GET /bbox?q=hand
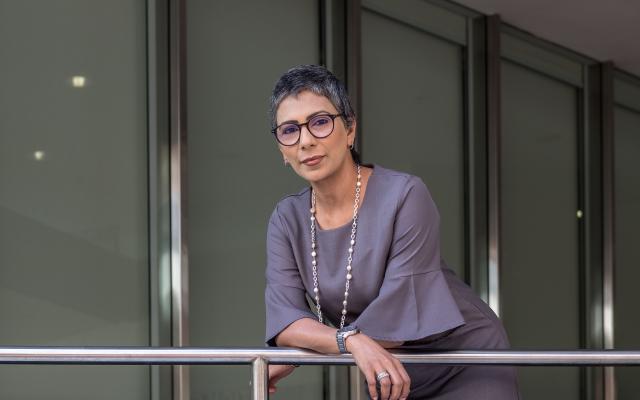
[346,334,411,400]
[268,364,296,394]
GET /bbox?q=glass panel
[361,8,466,277]
[0,0,150,398]
[186,0,323,398]
[613,104,640,398]
[500,59,580,399]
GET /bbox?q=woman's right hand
[268,364,296,394]
[346,333,411,400]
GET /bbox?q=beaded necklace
[309,164,361,329]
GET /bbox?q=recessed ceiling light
[34,150,45,161]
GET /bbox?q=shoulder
[369,165,439,226]
[271,185,310,218]
[268,185,310,238]
[370,164,434,204]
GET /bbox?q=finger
[353,356,378,400]
[363,369,379,400]
[386,367,404,400]
[382,359,406,400]
[268,364,283,379]
[378,368,392,400]
[268,379,277,394]
[392,358,411,399]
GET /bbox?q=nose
[298,123,316,149]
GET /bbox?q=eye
[311,116,331,127]
[280,124,299,136]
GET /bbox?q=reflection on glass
[33,150,45,161]
[71,75,86,88]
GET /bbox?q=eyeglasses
[272,113,344,146]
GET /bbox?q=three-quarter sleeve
[352,176,465,341]
[264,206,317,346]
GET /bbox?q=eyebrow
[278,110,334,126]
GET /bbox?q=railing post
[252,357,269,400]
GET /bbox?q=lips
[301,155,324,166]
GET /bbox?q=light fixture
[34,150,45,161]
[71,76,86,88]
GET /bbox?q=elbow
[273,317,311,347]
[274,329,293,347]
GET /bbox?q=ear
[346,119,357,146]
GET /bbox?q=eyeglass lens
[276,114,335,145]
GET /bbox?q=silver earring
[283,158,289,166]
[349,143,354,150]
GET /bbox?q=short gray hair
[269,65,356,130]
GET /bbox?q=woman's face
[275,90,355,183]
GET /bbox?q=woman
[265,65,519,399]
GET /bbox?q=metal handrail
[1,347,639,399]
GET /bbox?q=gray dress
[265,165,520,399]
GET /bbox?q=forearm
[275,318,405,353]
[275,318,340,353]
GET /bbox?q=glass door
[0,1,151,398]
[361,0,470,279]
[613,73,640,398]
[186,0,325,398]
[499,31,583,400]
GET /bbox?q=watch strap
[336,327,359,353]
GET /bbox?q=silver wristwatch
[336,326,360,353]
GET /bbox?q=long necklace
[310,164,361,329]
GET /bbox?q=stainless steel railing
[1,347,639,399]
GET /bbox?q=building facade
[0,0,639,399]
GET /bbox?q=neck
[311,158,358,210]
